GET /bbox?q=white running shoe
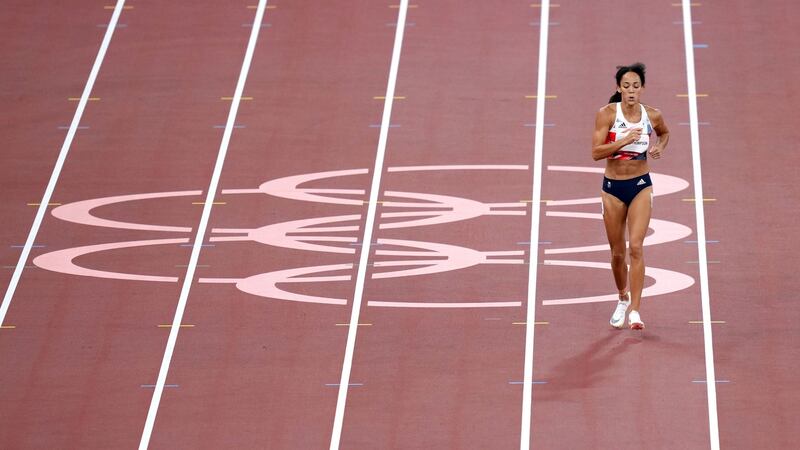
[609,295,630,329]
[629,310,645,330]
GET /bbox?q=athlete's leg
[626,187,653,312]
[601,192,628,297]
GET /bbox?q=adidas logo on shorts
[637,178,646,186]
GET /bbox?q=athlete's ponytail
[608,62,646,104]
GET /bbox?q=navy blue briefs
[602,173,653,206]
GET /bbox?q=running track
[1,1,797,449]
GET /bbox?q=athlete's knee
[628,242,644,261]
[610,245,626,264]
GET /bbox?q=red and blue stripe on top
[606,103,652,160]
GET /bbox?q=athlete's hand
[623,127,643,144]
[649,145,663,159]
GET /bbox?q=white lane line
[137,1,268,448]
[0,0,127,328]
[328,1,409,449]
[681,1,720,449]
[520,1,550,449]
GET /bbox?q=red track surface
[1,1,797,449]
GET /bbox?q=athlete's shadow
[535,330,645,399]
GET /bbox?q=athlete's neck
[620,101,641,122]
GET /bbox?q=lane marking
[389,4,418,7]
[221,96,253,100]
[692,380,730,383]
[330,3,409,449]
[531,3,559,7]
[677,93,708,97]
[521,2,550,449]
[69,97,101,101]
[689,320,725,324]
[157,324,194,328]
[191,201,226,205]
[141,384,179,388]
[373,96,406,100]
[335,323,372,326]
[27,203,62,206]
[137,2,269,449]
[681,2,720,448]
[104,4,133,9]
[326,383,363,387]
[0,0,126,329]
[368,301,521,308]
[512,321,549,325]
[509,380,548,384]
[682,197,715,202]
[524,95,556,99]
[673,2,701,5]
[0,325,15,329]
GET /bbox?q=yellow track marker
[682,198,716,202]
[373,96,406,100]
[335,323,372,326]
[69,97,100,101]
[0,325,16,329]
[677,93,709,97]
[27,203,61,206]
[157,324,195,328]
[689,320,725,324]
[221,96,253,101]
[191,201,226,205]
[512,321,549,325]
[525,95,557,99]
[105,5,134,9]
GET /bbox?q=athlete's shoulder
[598,103,617,114]
[596,103,616,121]
[642,104,663,119]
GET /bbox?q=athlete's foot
[610,293,631,329]
[629,310,645,330]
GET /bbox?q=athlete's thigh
[602,192,627,247]
[626,187,653,244]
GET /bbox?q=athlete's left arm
[648,107,669,160]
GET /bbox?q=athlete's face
[617,71,644,106]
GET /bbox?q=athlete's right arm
[591,106,641,161]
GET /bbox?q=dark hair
[608,62,646,103]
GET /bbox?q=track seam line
[136,1,269,448]
[328,1,409,449]
[520,1,550,449]
[681,1,720,449]
[0,0,126,328]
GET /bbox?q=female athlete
[591,62,670,330]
